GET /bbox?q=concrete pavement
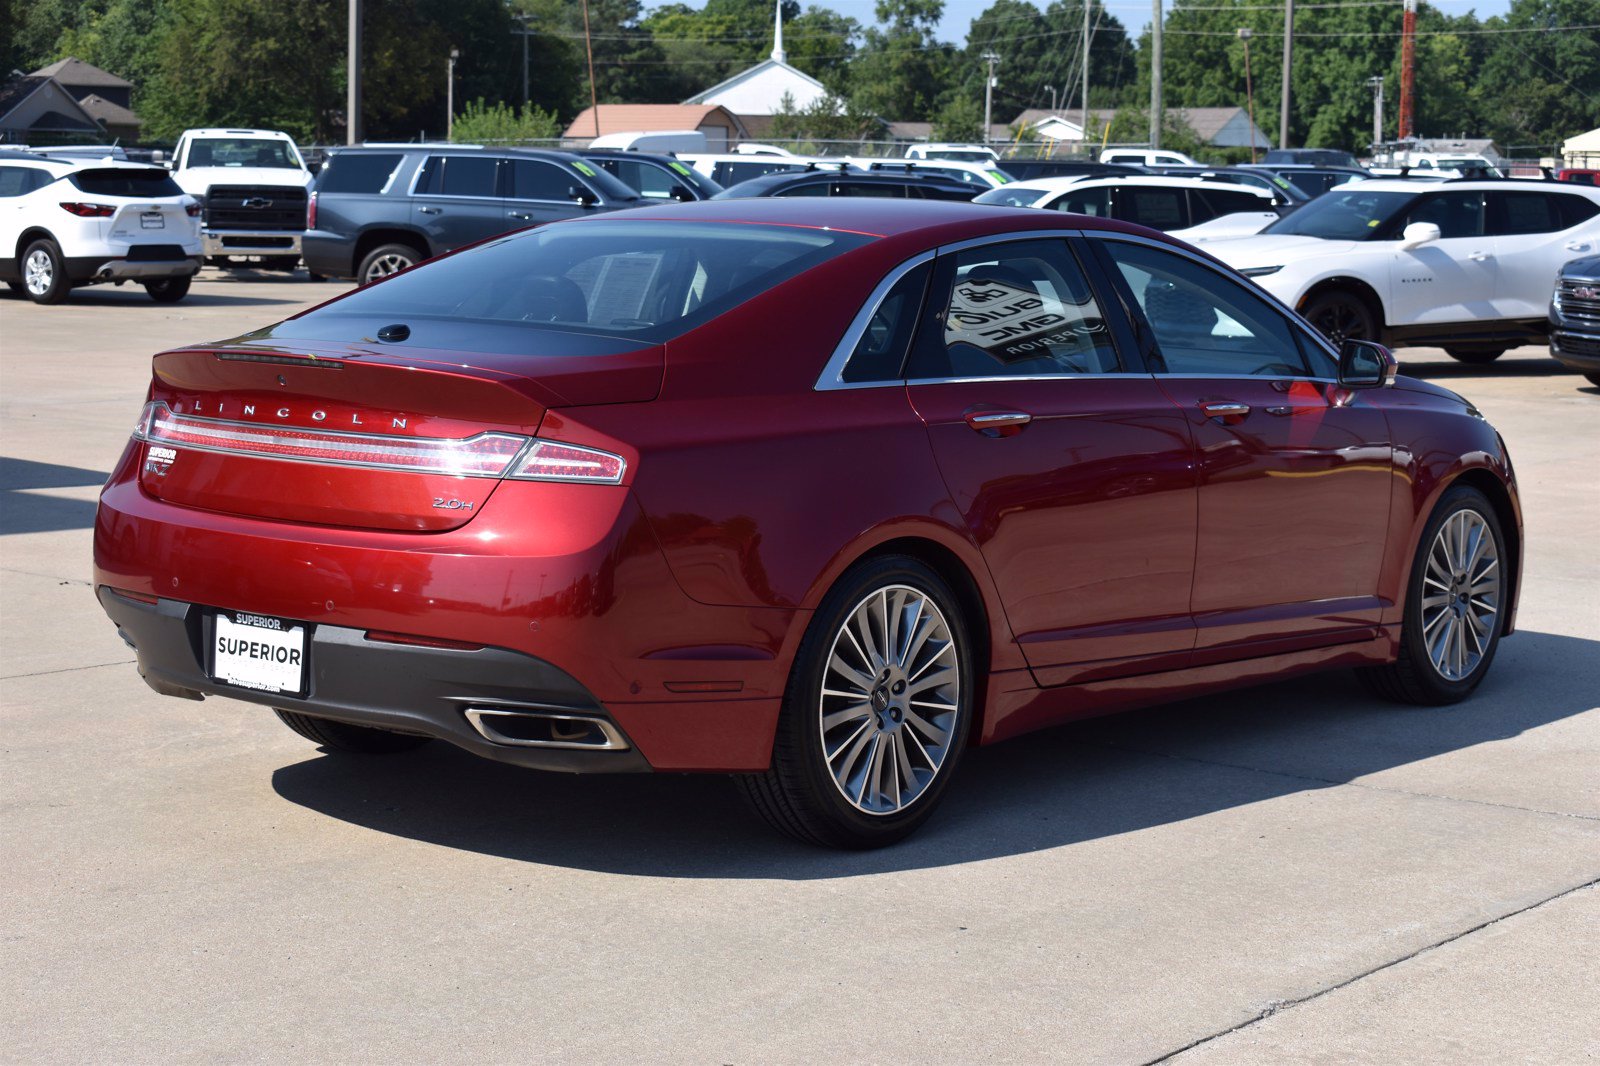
[2,272,1596,1063]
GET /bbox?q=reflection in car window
[1119,189,1187,229]
[909,239,1120,379]
[973,186,1048,208]
[1050,186,1110,216]
[841,262,931,382]
[774,181,830,197]
[1105,240,1315,377]
[1264,188,1419,240]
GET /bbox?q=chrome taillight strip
[134,402,529,477]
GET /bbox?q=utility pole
[347,0,362,144]
[1278,0,1292,150]
[1081,0,1092,156]
[1238,28,1257,164]
[1150,0,1163,149]
[515,15,531,107]
[446,47,459,141]
[1044,85,1057,113]
[582,0,600,139]
[1398,0,1416,139]
[982,51,1000,144]
[1367,75,1384,147]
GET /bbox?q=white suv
[0,150,202,304]
[1204,179,1600,362]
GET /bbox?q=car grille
[1555,276,1600,327]
[204,185,307,231]
[1555,330,1600,357]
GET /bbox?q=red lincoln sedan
[94,200,1521,848]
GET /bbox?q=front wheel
[1445,347,1507,364]
[144,276,191,303]
[21,239,70,303]
[738,556,974,848]
[1302,289,1377,347]
[273,708,432,754]
[358,243,422,285]
[1358,485,1507,705]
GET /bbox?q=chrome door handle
[418,206,441,215]
[1468,250,1491,261]
[964,410,1032,436]
[1566,241,1591,252]
[1199,400,1250,421]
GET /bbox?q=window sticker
[571,160,598,177]
[668,161,692,176]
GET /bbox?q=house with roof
[684,6,829,118]
[1010,107,1274,151]
[563,104,749,151]
[0,76,105,144]
[29,58,142,142]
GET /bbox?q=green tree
[849,0,954,121]
[931,95,983,141]
[450,98,562,142]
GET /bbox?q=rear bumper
[301,231,358,279]
[1550,328,1600,372]
[202,229,302,257]
[64,255,201,283]
[97,586,654,772]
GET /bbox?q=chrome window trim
[1092,230,1344,371]
[909,373,1153,386]
[813,249,936,391]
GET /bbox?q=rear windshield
[974,185,1048,208]
[283,220,875,345]
[316,152,403,194]
[187,138,301,169]
[69,168,185,198]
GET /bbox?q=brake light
[508,439,626,484]
[185,201,201,217]
[60,202,115,217]
[133,402,527,477]
[306,191,317,229]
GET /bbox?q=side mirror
[1400,221,1440,249]
[570,186,598,207]
[668,184,694,203]
[1338,338,1397,389]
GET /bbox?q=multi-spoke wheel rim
[24,249,53,295]
[818,584,961,816]
[1420,509,1500,681]
[1310,301,1368,346]
[365,253,412,283]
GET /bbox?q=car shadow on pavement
[271,629,1598,878]
[1399,354,1565,380]
[0,289,309,309]
[0,458,107,535]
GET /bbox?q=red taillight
[364,630,483,651]
[185,201,201,217]
[508,440,626,484]
[306,191,317,230]
[60,202,115,217]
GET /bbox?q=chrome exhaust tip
[462,706,628,751]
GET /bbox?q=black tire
[358,242,423,285]
[144,276,191,303]
[737,555,976,849]
[1301,288,1378,347]
[1358,485,1507,705]
[1584,372,1600,388]
[20,238,70,304]
[1445,347,1507,364]
[273,708,432,753]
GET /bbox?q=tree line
[4,0,1596,153]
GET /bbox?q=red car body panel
[92,199,1523,774]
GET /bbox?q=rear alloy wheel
[21,239,70,304]
[144,276,191,303]
[739,556,973,848]
[274,708,432,754]
[1445,347,1507,364]
[358,243,422,285]
[1359,485,1506,705]
[1301,289,1376,347]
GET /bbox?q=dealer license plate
[212,612,307,695]
[140,212,164,229]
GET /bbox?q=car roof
[720,170,972,195]
[1000,175,1274,197]
[578,149,685,165]
[0,153,162,173]
[332,143,587,162]
[183,128,294,138]
[1346,178,1600,195]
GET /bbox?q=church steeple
[771,0,786,63]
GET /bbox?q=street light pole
[1279,0,1293,150]
[1237,28,1257,164]
[1367,75,1385,148]
[516,16,530,107]
[446,47,459,141]
[982,51,1000,144]
[1150,0,1163,149]
[347,0,362,144]
[1081,0,1092,156]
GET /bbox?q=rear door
[904,236,1199,686]
[410,154,505,251]
[1487,189,1600,318]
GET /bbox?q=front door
[905,237,1199,687]
[1096,237,1394,662]
[1383,189,1498,326]
[410,154,506,252]
[504,156,596,230]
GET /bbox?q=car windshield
[974,186,1049,207]
[279,220,875,345]
[188,138,301,169]
[1263,189,1418,240]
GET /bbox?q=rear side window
[281,221,874,345]
[712,161,803,185]
[317,153,402,194]
[69,168,184,198]
[416,156,500,198]
[909,238,1121,379]
[0,166,32,197]
[1489,192,1561,235]
[1556,193,1600,229]
[775,181,829,197]
[841,262,931,382]
[834,182,904,198]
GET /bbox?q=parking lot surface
[3,272,1597,1063]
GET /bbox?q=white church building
[684,4,828,116]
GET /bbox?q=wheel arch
[1297,275,1388,334]
[15,227,60,261]
[353,227,431,267]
